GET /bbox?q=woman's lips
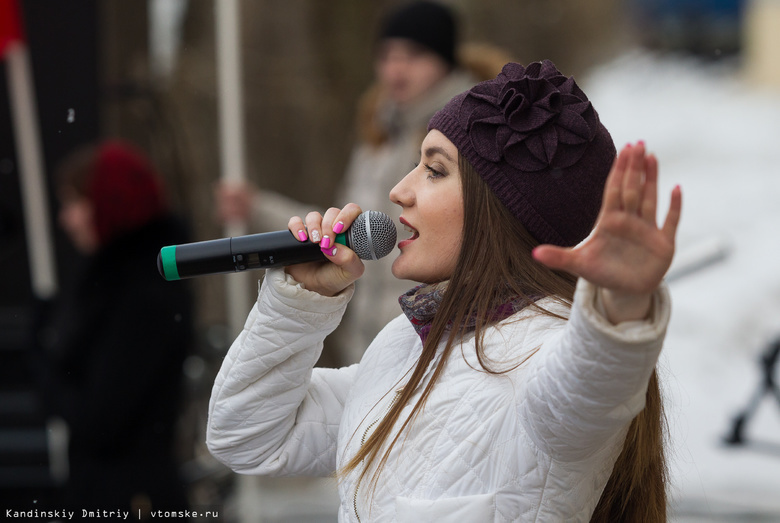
[398,219,418,249]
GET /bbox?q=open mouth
[398,219,418,249]
[403,223,419,241]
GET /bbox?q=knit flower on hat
[462,60,599,172]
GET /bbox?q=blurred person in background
[37,140,193,514]
[215,0,512,365]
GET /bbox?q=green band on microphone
[334,232,347,247]
[160,246,180,281]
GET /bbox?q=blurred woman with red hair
[42,140,193,513]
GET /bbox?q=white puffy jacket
[207,269,670,522]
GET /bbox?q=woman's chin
[390,256,406,280]
[390,254,417,282]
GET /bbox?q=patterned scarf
[398,281,537,343]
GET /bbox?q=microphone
[157,210,397,281]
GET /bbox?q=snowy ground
[586,50,780,521]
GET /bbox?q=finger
[320,207,342,251]
[321,204,364,235]
[318,247,366,295]
[532,245,579,275]
[320,235,365,276]
[622,141,645,214]
[602,145,631,214]
[641,153,659,224]
[320,206,366,284]
[661,185,682,242]
[288,216,308,242]
[305,211,324,244]
[320,204,364,252]
[332,203,364,233]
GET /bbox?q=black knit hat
[380,1,457,67]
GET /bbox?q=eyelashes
[424,163,446,179]
[412,161,447,179]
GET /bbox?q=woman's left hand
[532,141,682,324]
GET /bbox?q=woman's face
[389,130,463,283]
[375,39,450,106]
[58,188,99,254]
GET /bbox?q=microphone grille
[349,210,397,261]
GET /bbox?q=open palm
[534,142,682,300]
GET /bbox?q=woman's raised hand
[285,203,366,297]
[532,142,682,324]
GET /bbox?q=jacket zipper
[353,389,403,522]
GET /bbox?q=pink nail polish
[333,221,344,234]
[321,236,331,249]
[297,230,307,241]
[322,246,337,257]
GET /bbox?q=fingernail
[333,221,344,234]
[311,230,321,242]
[637,140,645,147]
[321,246,337,257]
[321,235,331,249]
[297,230,307,241]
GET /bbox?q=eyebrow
[423,145,455,162]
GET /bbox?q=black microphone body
[158,210,397,281]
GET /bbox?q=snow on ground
[585,50,780,520]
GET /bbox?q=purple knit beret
[428,60,616,247]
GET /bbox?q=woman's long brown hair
[339,156,667,521]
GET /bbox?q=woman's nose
[389,169,415,207]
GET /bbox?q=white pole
[215,6,259,520]
[6,41,57,299]
[215,0,251,339]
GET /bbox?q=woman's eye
[423,163,445,179]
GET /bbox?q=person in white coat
[207,60,682,522]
